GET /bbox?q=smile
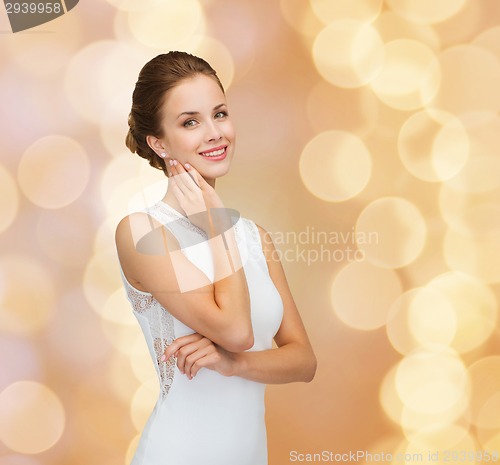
[198,146,227,161]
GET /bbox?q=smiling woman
[114,51,316,465]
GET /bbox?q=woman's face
[159,74,235,182]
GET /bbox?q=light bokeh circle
[467,356,500,428]
[0,164,19,234]
[379,364,402,425]
[130,337,157,383]
[104,0,162,12]
[444,225,500,284]
[130,379,159,431]
[65,40,153,125]
[101,288,142,354]
[371,39,441,111]
[279,0,323,40]
[431,45,500,115]
[444,114,500,194]
[299,130,372,202]
[310,0,383,24]
[107,352,142,404]
[0,256,56,336]
[476,392,500,429]
[312,20,384,88]
[404,424,475,457]
[375,11,440,51]
[331,261,403,330]
[386,288,455,356]
[379,361,469,434]
[408,287,457,350]
[386,0,468,24]
[17,136,90,209]
[398,109,469,182]
[395,349,469,415]
[355,197,427,269]
[428,272,497,353]
[400,395,469,436]
[83,248,123,315]
[127,0,204,50]
[0,381,65,454]
[473,25,500,63]
[192,37,235,91]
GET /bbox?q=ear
[146,135,168,157]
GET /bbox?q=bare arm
[229,224,316,383]
[116,162,253,352]
[165,224,317,384]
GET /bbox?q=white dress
[120,201,284,465]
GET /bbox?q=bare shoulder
[115,211,179,258]
[116,211,158,242]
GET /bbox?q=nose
[205,120,222,142]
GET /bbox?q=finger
[175,344,199,373]
[163,334,203,360]
[179,162,201,188]
[169,161,194,196]
[184,163,211,190]
[176,337,210,374]
[190,352,218,378]
[183,342,212,378]
[171,160,200,193]
[168,173,186,202]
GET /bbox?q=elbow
[220,324,254,353]
[225,332,254,353]
[303,353,317,383]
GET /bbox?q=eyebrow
[176,103,227,120]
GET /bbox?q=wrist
[230,351,248,378]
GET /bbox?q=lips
[198,145,227,161]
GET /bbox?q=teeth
[201,148,225,157]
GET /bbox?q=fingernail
[169,160,173,166]
[173,160,178,166]
[185,163,190,169]
[160,354,166,362]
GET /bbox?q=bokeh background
[1,0,500,464]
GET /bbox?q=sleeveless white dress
[120,201,284,465]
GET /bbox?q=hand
[162,333,237,380]
[169,160,229,233]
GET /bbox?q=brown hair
[125,51,224,174]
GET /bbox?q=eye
[183,119,197,128]
[214,111,228,119]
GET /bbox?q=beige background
[1,1,500,464]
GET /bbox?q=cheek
[224,122,236,141]
[170,131,199,152]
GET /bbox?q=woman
[115,51,316,465]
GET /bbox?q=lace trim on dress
[123,282,155,313]
[148,201,208,238]
[153,336,176,397]
[121,274,176,398]
[244,219,261,245]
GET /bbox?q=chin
[199,164,231,182]
[194,151,233,181]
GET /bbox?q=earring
[159,152,167,158]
